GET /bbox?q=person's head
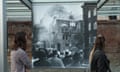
[13,31,27,50]
[37,49,47,60]
[94,34,105,50]
[52,50,58,57]
[65,51,69,56]
[89,34,105,64]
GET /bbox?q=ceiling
[6,0,31,21]
[98,0,120,16]
[6,0,120,21]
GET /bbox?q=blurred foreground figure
[89,34,111,72]
[10,32,31,72]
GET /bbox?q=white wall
[0,0,4,72]
[0,0,7,72]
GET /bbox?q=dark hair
[94,34,105,50]
[13,31,27,50]
[89,34,105,63]
[52,50,58,56]
[37,49,47,59]
[65,51,69,56]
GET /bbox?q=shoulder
[18,48,26,53]
[56,58,63,63]
[48,57,52,61]
[16,48,27,56]
[10,50,16,54]
[10,50,17,59]
[94,50,105,56]
[93,50,107,60]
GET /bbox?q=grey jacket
[11,48,31,72]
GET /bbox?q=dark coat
[34,59,51,68]
[91,49,111,72]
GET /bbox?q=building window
[93,36,96,43]
[63,34,68,40]
[88,10,91,18]
[93,22,97,30]
[94,8,96,16]
[88,23,91,31]
[109,16,117,20]
[89,37,91,44]
[77,23,81,30]
[70,22,76,27]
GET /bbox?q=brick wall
[98,20,120,72]
[7,21,32,64]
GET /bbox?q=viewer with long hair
[89,34,111,72]
[10,31,31,72]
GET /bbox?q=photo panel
[32,2,97,69]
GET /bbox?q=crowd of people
[33,48,84,68]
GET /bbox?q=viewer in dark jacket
[63,51,72,66]
[34,48,51,68]
[89,34,111,72]
[48,50,65,68]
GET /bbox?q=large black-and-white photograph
[32,2,97,68]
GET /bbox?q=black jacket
[91,49,111,72]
